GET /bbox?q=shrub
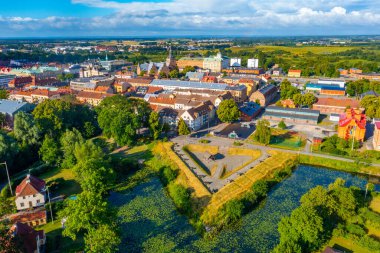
[159,166,177,186]
[218,200,244,225]
[167,183,191,214]
[278,120,287,130]
[358,235,380,251]
[233,141,243,146]
[346,223,366,236]
[0,186,10,198]
[199,139,211,144]
[251,180,269,198]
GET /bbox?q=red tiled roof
[77,91,114,100]
[314,98,360,108]
[339,109,366,129]
[10,210,47,224]
[15,175,45,197]
[148,95,176,105]
[288,69,301,73]
[375,122,380,130]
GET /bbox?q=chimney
[26,174,30,184]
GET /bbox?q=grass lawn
[39,168,81,197]
[326,237,373,253]
[248,128,306,151]
[370,195,380,213]
[36,222,84,253]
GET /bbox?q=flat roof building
[263,106,320,125]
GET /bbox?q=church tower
[166,46,177,69]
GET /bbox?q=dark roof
[264,106,320,121]
[257,84,277,96]
[361,90,379,97]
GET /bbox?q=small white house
[329,113,341,122]
[15,175,46,211]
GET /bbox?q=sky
[0,0,379,37]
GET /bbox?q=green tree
[278,120,287,130]
[149,111,162,140]
[169,69,179,78]
[58,191,114,240]
[253,119,271,145]
[0,131,18,166]
[0,196,15,217]
[0,89,8,99]
[292,93,303,107]
[83,121,97,139]
[97,96,151,146]
[73,158,115,195]
[0,113,5,128]
[74,140,104,163]
[178,118,190,135]
[60,128,84,168]
[84,224,121,253]
[218,199,244,225]
[39,135,61,165]
[217,99,240,123]
[13,111,40,147]
[181,66,196,75]
[303,93,317,108]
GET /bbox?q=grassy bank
[202,150,298,224]
[299,154,380,176]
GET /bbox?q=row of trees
[57,139,120,252]
[346,79,380,97]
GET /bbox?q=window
[23,196,26,199]
[37,200,40,204]
[33,194,36,197]
[20,203,24,207]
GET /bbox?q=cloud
[0,0,379,36]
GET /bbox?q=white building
[180,101,215,131]
[230,58,242,67]
[318,79,346,88]
[15,174,46,211]
[247,58,259,68]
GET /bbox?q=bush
[0,186,10,198]
[233,141,243,146]
[218,200,244,225]
[358,235,380,251]
[199,139,211,144]
[346,223,366,236]
[167,183,191,214]
[278,120,287,130]
[251,180,269,198]
[159,166,177,186]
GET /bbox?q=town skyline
[0,0,379,37]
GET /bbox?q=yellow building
[288,69,302,78]
[338,109,366,142]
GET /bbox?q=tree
[39,135,61,165]
[303,93,317,108]
[253,119,271,145]
[0,196,15,217]
[0,131,18,166]
[74,140,104,163]
[0,89,8,99]
[169,69,179,78]
[217,99,240,123]
[73,158,115,195]
[97,96,151,146]
[84,224,120,253]
[280,79,300,99]
[83,121,97,139]
[58,191,114,240]
[293,94,303,107]
[0,113,5,128]
[218,200,244,225]
[181,66,195,75]
[278,120,287,130]
[60,129,84,168]
[13,112,40,147]
[178,118,190,135]
[149,111,162,140]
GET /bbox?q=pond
[110,165,378,253]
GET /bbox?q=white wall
[16,193,46,211]
[247,59,259,68]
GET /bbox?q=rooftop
[151,79,228,91]
[0,99,30,115]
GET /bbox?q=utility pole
[351,126,356,151]
[46,186,54,223]
[0,162,13,196]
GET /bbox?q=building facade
[15,175,46,211]
[338,109,366,142]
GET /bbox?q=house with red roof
[10,222,46,253]
[337,108,366,142]
[15,175,46,211]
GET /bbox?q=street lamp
[0,162,13,196]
